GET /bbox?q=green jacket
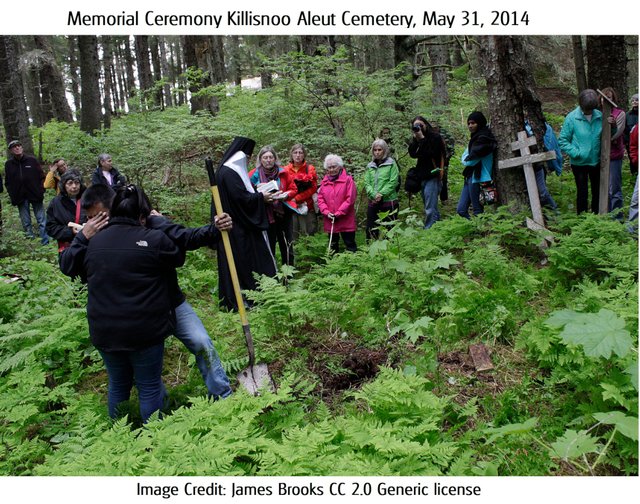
[364,157,399,202]
[558,106,602,167]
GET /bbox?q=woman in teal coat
[558,89,602,214]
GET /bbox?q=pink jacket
[317,169,357,233]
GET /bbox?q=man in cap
[4,140,49,244]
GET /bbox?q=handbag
[479,181,498,205]
[404,168,423,194]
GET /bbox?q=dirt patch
[307,338,387,398]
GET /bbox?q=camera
[412,124,421,132]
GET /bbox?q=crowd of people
[0,90,637,420]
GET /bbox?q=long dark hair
[111,185,151,220]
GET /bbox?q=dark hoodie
[463,111,497,178]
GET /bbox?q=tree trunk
[393,36,417,111]
[571,35,587,94]
[134,35,153,107]
[451,37,464,67]
[67,36,81,121]
[149,36,163,108]
[478,36,546,211]
[159,36,173,107]
[428,38,450,106]
[123,37,137,98]
[34,36,73,123]
[586,36,627,107]
[227,36,242,85]
[257,37,273,88]
[210,36,226,85]
[0,36,34,152]
[173,38,186,106]
[114,38,128,109]
[78,36,102,135]
[183,35,205,114]
[100,36,113,130]
[25,61,45,127]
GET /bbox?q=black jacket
[90,166,127,188]
[60,217,184,352]
[146,215,221,308]
[463,126,497,178]
[408,133,445,181]
[46,193,86,244]
[4,154,45,205]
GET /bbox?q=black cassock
[214,138,277,310]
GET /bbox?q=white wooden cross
[498,131,557,226]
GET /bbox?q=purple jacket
[317,169,357,233]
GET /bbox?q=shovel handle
[206,159,255,366]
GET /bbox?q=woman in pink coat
[317,154,357,253]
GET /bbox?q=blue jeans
[609,159,623,219]
[174,301,232,399]
[535,168,557,210]
[98,342,166,423]
[17,200,49,244]
[421,178,441,229]
[456,176,483,219]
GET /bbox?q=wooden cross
[498,131,557,226]
[597,89,617,215]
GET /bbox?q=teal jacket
[558,106,602,167]
[461,148,492,183]
[364,157,399,202]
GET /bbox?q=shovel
[205,158,275,395]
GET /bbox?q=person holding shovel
[214,138,277,311]
[317,154,357,253]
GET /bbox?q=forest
[0,34,638,476]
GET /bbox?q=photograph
[0,1,638,502]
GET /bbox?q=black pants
[267,213,294,266]
[330,231,357,253]
[572,165,600,214]
[365,200,398,241]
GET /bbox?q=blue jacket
[558,106,602,167]
[461,148,492,183]
[524,121,564,175]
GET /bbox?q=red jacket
[284,162,318,209]
[317,169,357,233]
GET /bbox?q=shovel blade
[237,364,275,395]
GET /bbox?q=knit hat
[467,111,488,129]
[7,140,22,149]
[632,94,639,102]
[59,169,83,195]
